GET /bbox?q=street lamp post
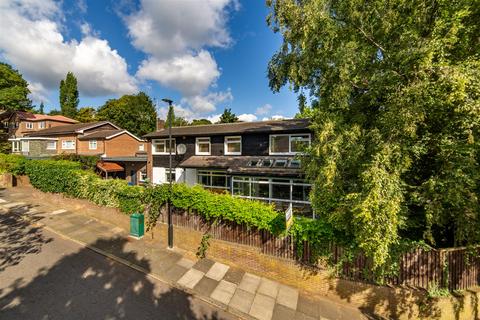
[162,98,174,249]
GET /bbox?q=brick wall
[104,133,141,157]
[77,139,105,156]
[56,135,78,154]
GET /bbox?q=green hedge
[0,154,285,234]
[0,153,27,175]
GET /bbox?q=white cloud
[124,0,234,59]
[0,0,137,102]
[206,114,221,123]
[262,115,290,121]
[28,81,49,103]
[256,103,272,115]
[124,0,237,115]
[238,113,257,122]
[137,51,220,97]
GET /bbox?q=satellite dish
[177,144,187,155]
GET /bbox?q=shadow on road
[0,203,51,272]
[0,236,228,320]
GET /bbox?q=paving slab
[228,288,255,314]
[294,311,316,320]
[257,277,279,298]
[210,280,237,305]
[223,267,245,285]
[177,268,205,289]
[276,284,299,310]
[273,304,296,320]
[164,264,189,283]
[192,258,215,273]
[205,262,230,281]
[238,272,261,294]
[296,295,319,319]
[193,276,219,297]
[249,293,275,320]
[317,298,341,320]
[176,257,196,269]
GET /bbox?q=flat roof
[144,118,311,138]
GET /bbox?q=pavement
[0,187,368,320]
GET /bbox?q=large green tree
[97,92,156,136]
[190,119,212,126]
[59,72,79,118]
[0,62,32,111]
[267,0,480,268]
[219,108,238,123]
[75,107,96,123]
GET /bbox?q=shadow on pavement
[0,203,51,272]
[0,236,228,320]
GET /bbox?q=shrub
[52,154,99,170]
[0,153,27,175]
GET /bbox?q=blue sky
[0,1,298,122]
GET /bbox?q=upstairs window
[89,140,97,150]
[196,137,211,155]
[224,136,241,155]
[62,140,75,150]
[138,143,145,151]
[152,139,176,155]
[269,134,311,155]
[38,121,46,129]
[25,122,33,130]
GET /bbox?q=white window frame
[152,138,176,155]
[25,122,34,129]
[197,170,229,189]
[195,137,211,155]
[38,121,46,129]
[12,141,21,152]
[269,133,311,155]
[61,140,75,150]
[165,168,176,183]
[89,140,97,150]
[139,143,145,151]
[46,141,57,150]
[224,136,242,155]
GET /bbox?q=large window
[152,138,176,155]
[196,137,211,155]
[46,141,57,150]
[38,121,46,129]
[89,140,97,150]
[25,122,33,129]
[232,176,311,215]
[12,141,20,152]
[269,134,311,155]
[224,136,241,155]
[197,171,229,189]
[62,140,75,150]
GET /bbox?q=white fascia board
[105,130,145,141]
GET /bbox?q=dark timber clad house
[144,119,313,216]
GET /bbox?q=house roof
[0,111,78,123]
[179,156,303,176]
[78,129,144,141]
[97,162,124,172]
[26,121,119,137]
[144,118,311,138]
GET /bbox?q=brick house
[143,119,313,215]
[11,121,147,185]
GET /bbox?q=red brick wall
[104,133,142,157]
[77,139,105,156]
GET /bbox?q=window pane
[198,143,209,153]
[227,142,240,153]
[290,135,310,152]
[292,185,311,201]
[273,159,287,167]
[233,181,250,196]
[251,182,269,198]
[270,136,289,153]
[197,174,210,186]
[272,183,290,200]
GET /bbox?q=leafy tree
[59,72,79,118]
[0,62,32,111]
[268,0,480,269]
[76,107,96,123]
[48,109,61,115]
[219,108,238,123]
[190,119,212,126]
[164,106,189,127]
[38,102,45,114]
[97,92,156,136]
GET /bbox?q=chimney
[156,119,165,131]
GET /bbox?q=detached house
[144,119,313,216]
[11,121,147,185]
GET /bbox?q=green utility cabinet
[130,213,144,238]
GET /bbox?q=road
[0,207,237,320]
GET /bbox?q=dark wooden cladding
[158,209,480,291]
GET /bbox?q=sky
[0,0,299,122]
